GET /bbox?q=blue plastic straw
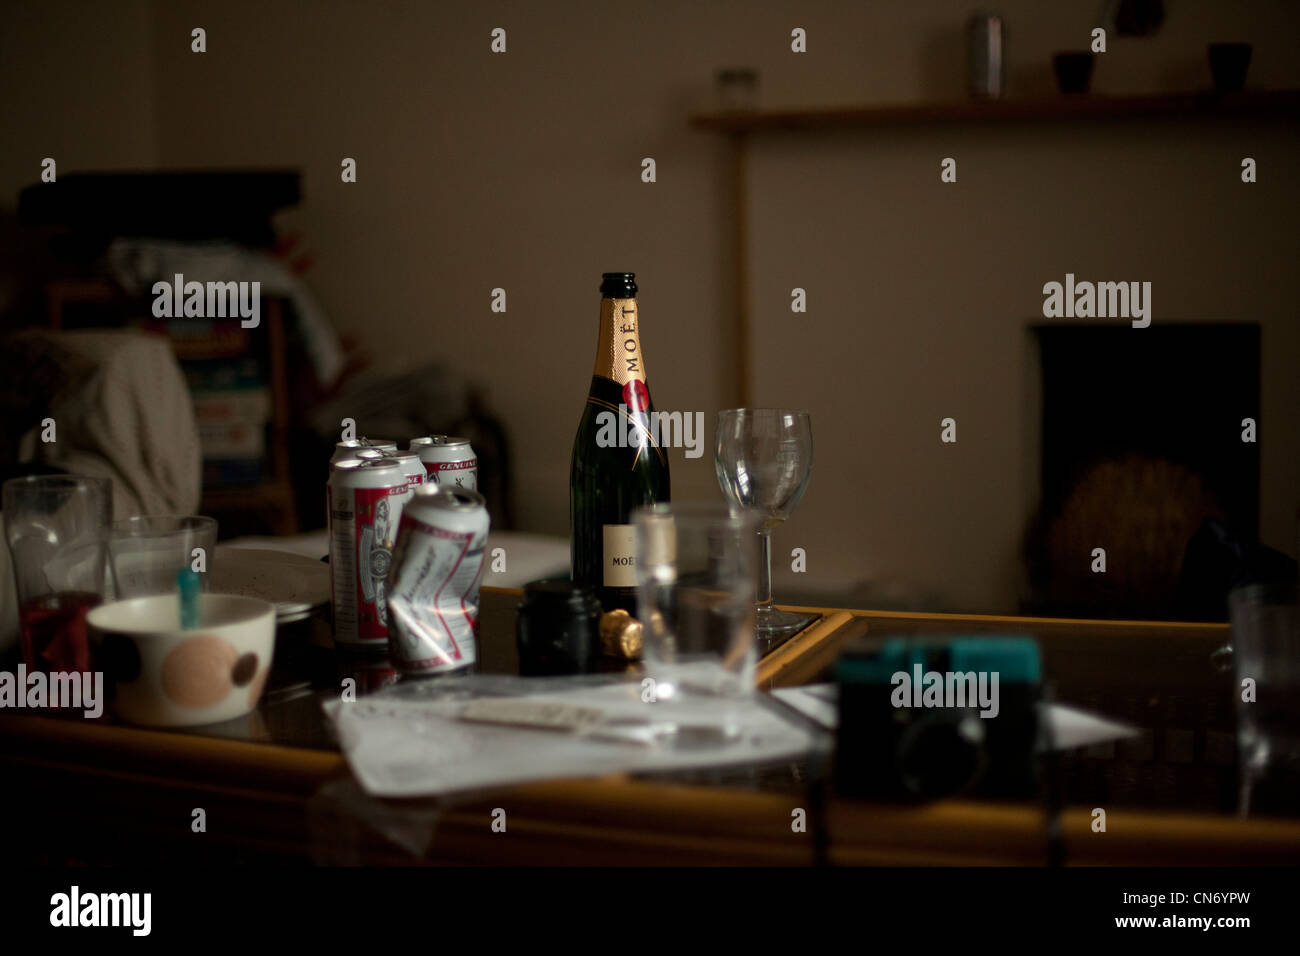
[177,568,201,629]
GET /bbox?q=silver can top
[410,435,471,450]
[355,447,422,462]
[410,484,486,511]
[331,457,402,473]
[337,437,398,449]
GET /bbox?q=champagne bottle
[570,272,670,613]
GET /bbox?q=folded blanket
[18,330,201,519]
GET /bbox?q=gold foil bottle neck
[593,297,645,386]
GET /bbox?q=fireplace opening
[1025,323,1262,620]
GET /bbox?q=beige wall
[0,0,156,312]
[6,1,1298,611]
[0,0,155,195]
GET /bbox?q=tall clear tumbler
[3,475,113,673]
[109,515,218,598]
[1230,581,1300,816]
[634,502,758,715]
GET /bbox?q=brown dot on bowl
[161,635,238,709]
[231,652,259,687]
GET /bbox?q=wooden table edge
[5,714,1297,865]
[0,593,1268,864]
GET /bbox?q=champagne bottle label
[588,297,663,463]
[593,298,649,409]
[602,524,638,587]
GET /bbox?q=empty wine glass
[714,409,817,642]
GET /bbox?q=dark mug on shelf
[1208,43,1251,94]
[1053,52,1094,95]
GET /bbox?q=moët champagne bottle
[570,272,670,613]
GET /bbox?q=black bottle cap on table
[600,272,637,298]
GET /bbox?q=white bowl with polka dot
[88,593,276,727]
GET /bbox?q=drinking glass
[634,502,757,722]
[1230,582,1300,816]
[714,409,818,641]
[108,515,218,598]
[2,474,113,673]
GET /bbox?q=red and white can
[328,457,411,647]
[331,438,399,464]
[354,448,425,489]
[410,435,478,490]
[386,485,490,675]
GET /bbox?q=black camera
[834,636,1043,801]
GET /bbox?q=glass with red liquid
[3,475,112,674]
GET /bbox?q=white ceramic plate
[212,546,330,623]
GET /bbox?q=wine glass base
[754,607,821,652]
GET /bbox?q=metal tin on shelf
[968,13,1005,99]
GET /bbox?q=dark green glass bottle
[570,273,671,613]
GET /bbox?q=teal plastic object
[177,567,201,629]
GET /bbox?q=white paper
[325,665,818,798]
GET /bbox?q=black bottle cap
[516,580,602,676]
[520,579,600,613]
[600,272,637,298]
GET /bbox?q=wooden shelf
[691,89,1300,133]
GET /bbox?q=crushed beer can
[385,484,490,675]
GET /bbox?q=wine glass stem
[757,528,774,610]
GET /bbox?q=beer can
[386,485,490,675]
[410,435,478,490]
[328,457,411,647]
[354,447,425,489]
[331,437,399,464]
[967,13,1005,99]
